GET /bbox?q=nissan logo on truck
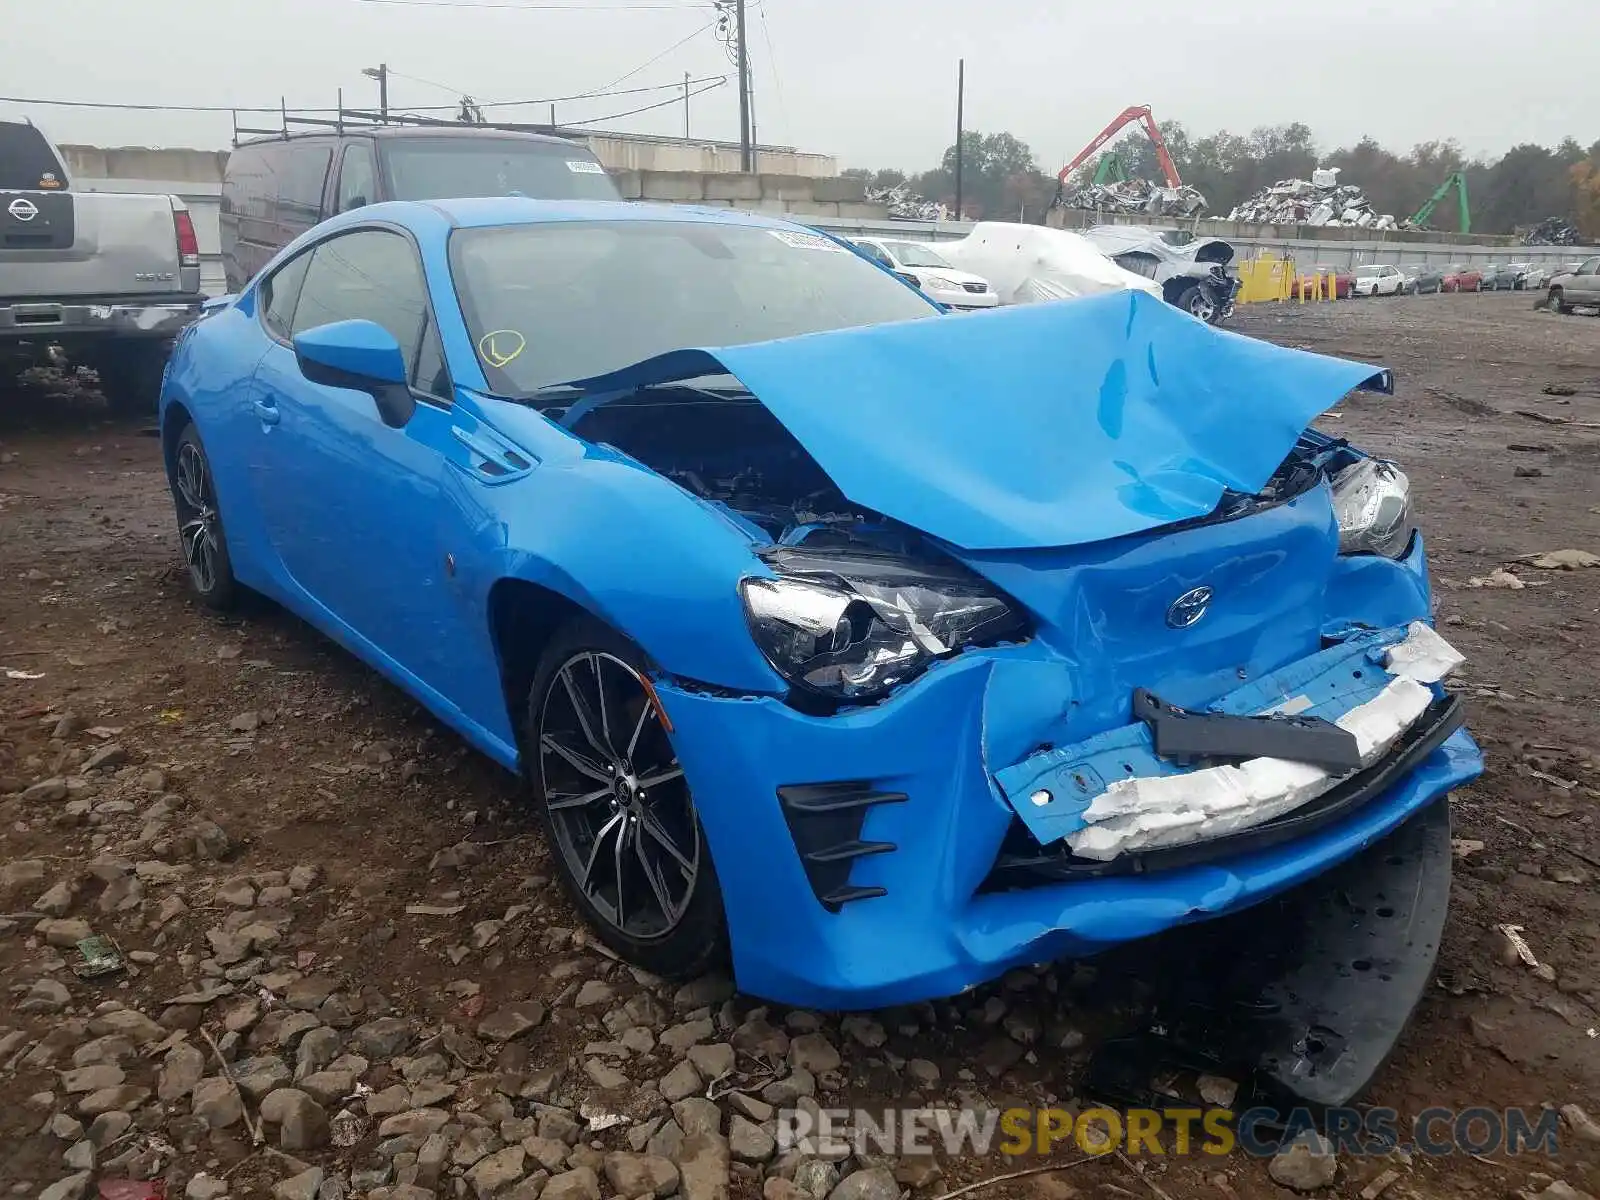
[7,197,40,221]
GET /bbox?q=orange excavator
[1057,105,1183,188]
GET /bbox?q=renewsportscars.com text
[777,1106,1564,1159]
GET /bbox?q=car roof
[236,126,578,150]
[319,196,824,235]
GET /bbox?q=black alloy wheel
[526,618,726,976]
[170,424,238,611]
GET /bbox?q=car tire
[523,615,728,979]
[1171,283,1218,323]
[168,423,240,612]
[1549,288,1568,314]
[88,340,171,418]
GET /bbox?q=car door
[1575,257,1600,303]
[246,225,465,692]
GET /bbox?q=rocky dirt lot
[1,292,1598,1200]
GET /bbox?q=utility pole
[363,64,389,122]
[736,0,751,172]
[683,71,690,139]
[953,59,965,221]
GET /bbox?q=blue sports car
[158,198,1482,1014]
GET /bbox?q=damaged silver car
[1080,224,1240,324]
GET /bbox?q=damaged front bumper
[1086,793,1455,1112]
[657,604,1482,1009]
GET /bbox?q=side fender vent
[776,781,907,911]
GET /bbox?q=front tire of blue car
[524,617,728,979]
[169,423,239,613]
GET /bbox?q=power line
[384,67,475,97]
[756,2,787,145]
[0,96,335,114]
[563,78,725,127]
[0,74,728,118]
[590,17,720,93]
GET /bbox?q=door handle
[253,398,280,426]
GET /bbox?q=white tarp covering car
[935,222,1163,306]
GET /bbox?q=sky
[4,0,1597,175]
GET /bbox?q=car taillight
[174,209,200,267]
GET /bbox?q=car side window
[280,145,332,227]
[261,250,313,340]
[1580,258,1600,276]
[859,242,892,268]
[412,317,451,400]
[337,143,377,213]
[292,229,437,395]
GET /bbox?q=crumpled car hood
[562,290,1390,551]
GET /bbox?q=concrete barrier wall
[610,170,883,218]
[585,134,835,177]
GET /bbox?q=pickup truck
[2,119,204,414]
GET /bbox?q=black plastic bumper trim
[777,782,907,912]
[1084,794,1453,1114]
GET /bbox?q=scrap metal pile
[1227,169,1396,229]
[865,183,946,222]
[1059,177,1208,217]
[1524,216,1582,246]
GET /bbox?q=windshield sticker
[768,229,845,252]
[566,160,607,174]
[478,329,526,369]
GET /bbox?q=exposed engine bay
[567,384,1378,555]
[566,386,919,555]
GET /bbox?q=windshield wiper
[522,375,751,413]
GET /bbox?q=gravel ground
[2,291,1598,1200]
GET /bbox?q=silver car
[1547,256,1600,314]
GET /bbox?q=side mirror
[293,319,416,428]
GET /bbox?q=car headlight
[1331,458,1414,558]
[741,549,1026,702]
[920,274,957,289]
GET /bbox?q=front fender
[471,397,788,694]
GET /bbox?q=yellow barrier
[1235,253,1294,304]
[1235,253,1343,304]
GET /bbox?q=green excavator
[1407,172,1470,233]
[1092,152,1131,186]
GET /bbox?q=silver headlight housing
[741,549,1026,703]
[1331,458,1414,558]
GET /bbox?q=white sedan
[1353,264,1405,297]
[850,237,1000,309]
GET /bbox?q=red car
[1294,264,1354,299]
[1442,264,1483,292]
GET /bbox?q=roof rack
[230,97,582,148]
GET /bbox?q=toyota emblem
[1165,585,1213,629]
[7,197,39,221]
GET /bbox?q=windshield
[884,241,951,269]
[380,138,620,202]
[450,220,938,394]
